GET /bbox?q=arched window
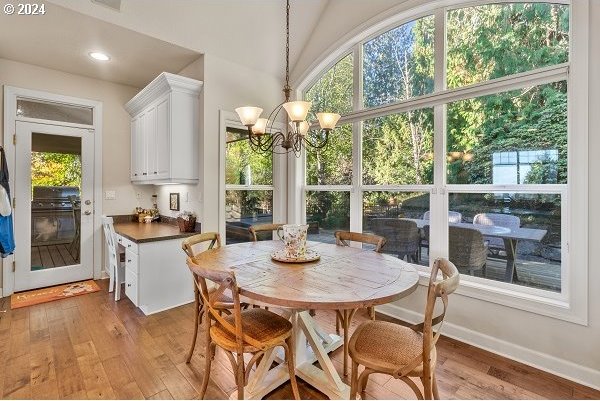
[301,2,575,309]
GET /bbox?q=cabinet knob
[127,244,131,248]
[134,174,138,176]
[127,283,132,287]
[127,259,131,263]
[153,171,158,174]
[142,173,147,176]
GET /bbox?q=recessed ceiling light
[89,52,110,61]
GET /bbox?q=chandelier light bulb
[235,106,263,126]
[317,113,341,130]
[290,121,310,136]
[283,101,311,122]
[252,118,269,135]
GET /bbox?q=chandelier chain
[284,0,291,101]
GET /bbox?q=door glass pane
[17,99,93,125]
[306,191,350,243]
[363,191,430,266]
[225,190,273,245]
[448,192,561,292]
[31,133,82,270]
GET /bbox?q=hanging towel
[0,147,15,257]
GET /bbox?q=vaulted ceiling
[0,0,329,86]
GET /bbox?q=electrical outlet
[104,190,116,200]
[136,192,143,200]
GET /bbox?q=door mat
[10,280,101,309]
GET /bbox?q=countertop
[113,222,198,243]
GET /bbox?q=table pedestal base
[235,310,348,400]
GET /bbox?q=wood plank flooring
[31,245,78,270]
[0,280,597,400]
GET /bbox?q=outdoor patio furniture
[423,210,463,223]
[473,213,521,256]
[449,226,488,276]
[370,218,421,262]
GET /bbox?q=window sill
[412,265,586,326]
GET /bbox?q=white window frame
[218,111,286,242]
[294,0,588,325]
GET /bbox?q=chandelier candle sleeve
[291,121,310,136]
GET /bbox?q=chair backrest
[248,223,286,242]
[398,258,459,378]
[473,213,520,229]
[448,226,487,269]
[422,210,462,223]
[182,232,221,258]
[186,257,265,353]
[334,231,386,252]
[102,216,118,272]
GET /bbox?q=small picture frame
[169,193,180,211]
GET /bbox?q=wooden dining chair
[248,223,285,242]
[334,230,386,376]
[349,258,460,400]
[182,232,247,364]
[186,257,300,400]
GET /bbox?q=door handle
[84,210,92,215]
[85,200,92,205]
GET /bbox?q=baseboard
[376,303,600,391]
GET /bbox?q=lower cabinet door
[125,268,139,306]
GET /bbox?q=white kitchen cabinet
[115,231,194,315]
[125,72,203,184]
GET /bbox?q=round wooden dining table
[193,239,420,400]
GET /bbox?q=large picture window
[302,2,574,305]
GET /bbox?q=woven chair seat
[349,320,436,377]
[211,308,293,352]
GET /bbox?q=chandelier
[235,0,341,156]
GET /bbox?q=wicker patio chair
[473,213,520,256]
[423,210,463,223]
[186,257,300,400]
[182,233,248,363]
[448,226,488,276]
[349,258,460,400]
[248,223,286,242]
[334,230,387,376]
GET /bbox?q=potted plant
[177,211,197,232]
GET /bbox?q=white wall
[0,58,155,289]
[292,0,600,389]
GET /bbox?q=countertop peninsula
[113,222,197,243]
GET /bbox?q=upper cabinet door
[155,97,170,179]
[144,106,157,177]
[131,116,139,180]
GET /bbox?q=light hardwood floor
[0,280,597,400]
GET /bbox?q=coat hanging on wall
[0,146,15,257]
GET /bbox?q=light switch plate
[105,190,116,200]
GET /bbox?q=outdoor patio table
[192,240,419,400]
[409,219,547,282]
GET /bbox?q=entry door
[14,121,94,291]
